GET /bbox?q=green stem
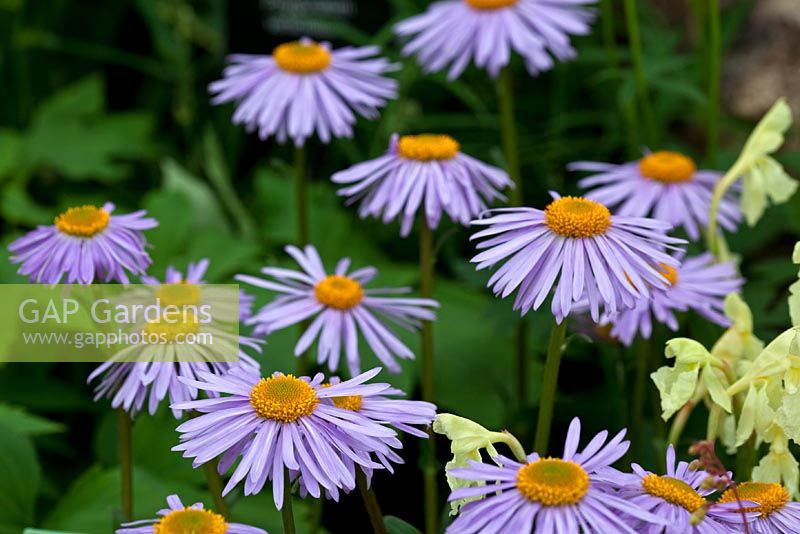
[202,460,229,518]
[496,67,523,206]
[496,67,528,411]
[631,338,650,456]
[707,0,721,164]
[203,127,258,241]
[419,220,438,534]
[308,499,323,534]
[282,468,296,534]
[295,145,309,246]
[356,469,387,534]
[667,385,706,446]
[534,318,568,454]
[622,0,657,146]
[117,409,133,521]
[600,0,618,69]
[706,160,746,255]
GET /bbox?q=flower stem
[631,338,650,456]
[534,318,568,454]
[707,0,721,164]
[202,460,229,518]
[295,145,309,246]
[282,468,296,534]
[496,67,528,410]
[622,0,657,146]
[356,469,387,534]
[496,67,522,205]
[419,220,438,534]
[117,408,133,521]
[706,160,745,256]
[668,385,706,446]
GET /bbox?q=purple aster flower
[572,151,741,241]
[719,482,800,534]
[606,253,743,346]
[172,366,400,509]
[236,244,438,376]
[332,133,512,236]
[89,260,261,419]
[470,194,686,323]
[8,202,157,284]
[116,493,266,533]
[446,417,665,533]
[395,0,597,80]
[209,38,397,146]
[297,377,437,500]
[602,445,754,533]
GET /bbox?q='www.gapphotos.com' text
[21,329,214,349]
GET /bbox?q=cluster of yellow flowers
[654,99,800,497]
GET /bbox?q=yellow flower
[735,381,777,446]
[651,338,732,420]
[789,242,800,326]
[710,293,764,369]
[752,428,800,498]
[736,99,797,225]
[433,413,525,515]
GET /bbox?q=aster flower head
[470,193,686,323]
[116,493,266,534]
[719,482,800,533]
[332,133,512,236]
[572,150,742,241]
[601,444,754,534]
[89,260,260,419]
[296,376,436,500]
[394,0,597,80]
[237,244,438,376]
[209,38,398,146]
[8,202,158,284]
[446,417,666,533]
[172,366,401,509]
[607,253,744,346]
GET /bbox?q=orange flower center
[154,508,228,534]
[639,151,697,183]
[314,275,364,310]
[54,205,110,237]
[544,197,612,238]
[249,375,319,422]
[719,482,789,517]
[465,0,518,9]
[658,264,679,286]
[273,41,331,73]
[641,474,706,512]
[516,458,590,506]
[397,134,460,161]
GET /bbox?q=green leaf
[0,129,21,179]
[0,404,64,436]
[22,76,153,181]
[0,423,41,529]
[24,530,90,534]
[385,515,422,534]
[161,158,229,233]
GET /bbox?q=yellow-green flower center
[397,134,460,161]
[315,275,364,310]
[516,458,590,506]
[639,151,697,183]
[54,205,110,237]
[642,474,706,512]
[156,280,202,307]
[144,312,200,343]
[719,482,789,517]
[465,0,518,10]
[544,197,612,238]
[154,508,228,534]
[273,41,331,73]
[249,375,319,422]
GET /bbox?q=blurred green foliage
[0,0,798,532]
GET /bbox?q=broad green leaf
[385,516,423,534]
[0,404,63,436]
[0,423,41,529]
[0,129,21,179]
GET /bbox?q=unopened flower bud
[690,507,707,526]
